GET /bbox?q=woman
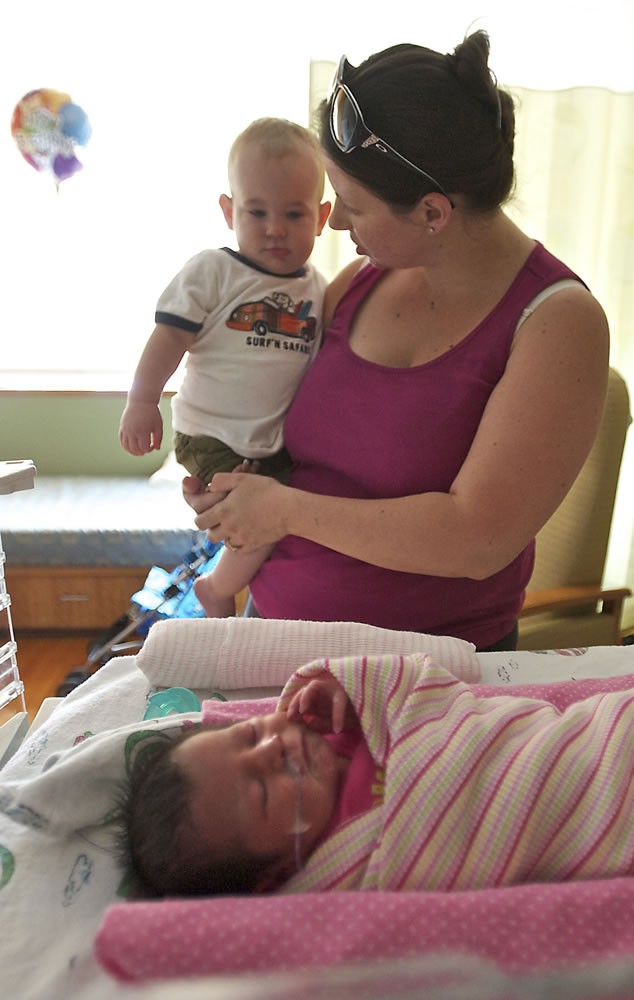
[184,30,609,651]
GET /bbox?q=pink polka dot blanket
[95,658,634,986]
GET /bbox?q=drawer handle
[59,594,91,602]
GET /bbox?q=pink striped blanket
[95,661,634,984]
[279,653,634,892]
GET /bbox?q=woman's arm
[192,285,609,580]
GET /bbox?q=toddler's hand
[286,674,355,735]
[182,475,226,515]
[119,402,163,455]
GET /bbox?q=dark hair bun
[449,30,502,132]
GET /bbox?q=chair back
[519,368,631,649]
[528,368,630,593]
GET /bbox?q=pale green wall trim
[0,393,173,476]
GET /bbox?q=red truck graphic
[227,295,316,343]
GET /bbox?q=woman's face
[325,157,428,270]
[173,712,347,882]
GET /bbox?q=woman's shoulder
[514,269,609,351]
[322,258,374,329]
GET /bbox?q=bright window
[2,0,632,387]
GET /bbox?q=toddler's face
[173,711,347,882]
[219,143,330,274]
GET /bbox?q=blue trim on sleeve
[154,313,203,333]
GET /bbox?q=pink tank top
[250,242,582,648]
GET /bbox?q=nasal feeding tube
[286,755,310,872]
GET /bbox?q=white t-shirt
[157,248,327,458]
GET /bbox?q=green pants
[173,431,293,485]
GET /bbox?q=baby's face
[173,712,347,880]
[220,143,330,274]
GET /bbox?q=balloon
[58,102,92,145]
[10,89,92,188]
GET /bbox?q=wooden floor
[8,633,98,721]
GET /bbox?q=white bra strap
[513,279,582,339]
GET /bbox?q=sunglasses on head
[328,55,454,207]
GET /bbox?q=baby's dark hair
[319,29,515,212]
[117,727,280,897]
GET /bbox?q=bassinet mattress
[0,476,200,568]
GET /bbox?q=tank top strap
[329,262,384,337]
[505,242,586,311]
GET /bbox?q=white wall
[2,0,632,383]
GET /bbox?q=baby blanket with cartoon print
[0,658,202,1000]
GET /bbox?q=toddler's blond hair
[228,118,325,199]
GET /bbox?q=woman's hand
[181,460,259,516]
[286,674,357,734]
[182,471,294,552]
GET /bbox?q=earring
[428,226,435,234]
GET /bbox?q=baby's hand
[182,475,226,514]
[286,673,355,734]
[119,402,163,455]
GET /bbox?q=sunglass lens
[331,87,358,151]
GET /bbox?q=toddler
[122,652,634,897]
[120,118,330,618]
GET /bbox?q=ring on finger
[225,537,241,552]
